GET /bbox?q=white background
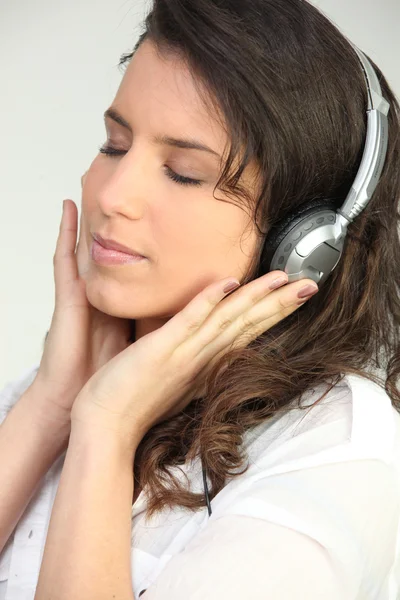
[1,0,399,387]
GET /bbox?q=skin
[76,38,264,343]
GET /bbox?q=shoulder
[240,371,400,473]
[194,375,400,597]
[0,362,41,425]
[146,376,400,599]
[203,373,400,594]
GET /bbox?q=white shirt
[0,362,399,600]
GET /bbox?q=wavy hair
[111,0,400,519]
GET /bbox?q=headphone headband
[261,43,391,286]
[339,44,390,224]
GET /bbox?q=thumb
[81,170,88,189]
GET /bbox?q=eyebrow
[103,107,221,159]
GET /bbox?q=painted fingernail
[269,275,288,290]
[297,283,319,299]
[223,280,240,294]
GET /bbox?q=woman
[0,0,399,598]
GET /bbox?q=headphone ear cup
[257,198,340,277]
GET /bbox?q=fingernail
[297,283,319,299]
[269,275,288,290]
[223,280,240,294]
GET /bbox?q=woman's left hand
[71,270,318,451]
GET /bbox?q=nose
[96,158,148,218]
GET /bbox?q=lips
[92,233,145,257]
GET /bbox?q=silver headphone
[257,43,390,287]
[202,43,391,517]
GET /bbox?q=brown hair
[116,0,400,520]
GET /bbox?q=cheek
[163,206,255,274]
[155,224,219,292]
[157,205,224,265]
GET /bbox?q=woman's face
[77,38,263,338]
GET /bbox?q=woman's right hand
[31,172,133,429]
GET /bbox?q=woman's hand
[32,172,133,428]
[71,270,318,451]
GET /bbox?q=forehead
[113,39,228,155]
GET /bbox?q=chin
[85,285,134,318]
[84,280,174,320]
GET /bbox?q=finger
[76,207,89,276]
[53,199,80,303]
[171,271,318,367]
[159,275,243,352]
[162,271,304,351]
[196,282,316,372]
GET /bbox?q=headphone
[202,43,391,517]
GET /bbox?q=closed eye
[98,144,203,187]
